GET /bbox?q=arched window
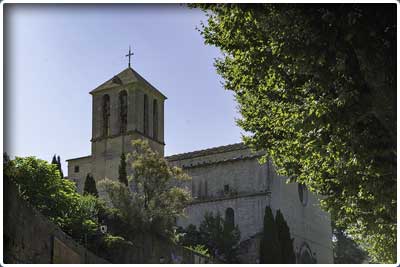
[298,183,308,206]
[143,94,149,135]
[153,99,158,140]
[119,90,128,134]
[225,208,235,229]
[102,94,110,136]
[298,242,317,263]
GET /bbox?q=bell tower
[89,65,166,180]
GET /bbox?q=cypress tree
[118,152,128,186]
[259,206,281,263]
[51,155,57,165]
[57,155,64,178]
[275,209,296,263]
[83,174,98,197]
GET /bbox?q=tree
[333,223,369,264]
[57,155,64,178]
[118,152,128,186]
[6,156,100,242]
[177,224,202,247]
[275,210,296,263]
[51,154,64,179]
[193,4,396,263]
[178,212,241,263]
[84,174,99,197]
[259,206,281,263]
[99,139,191,238]
[51,154,57,165]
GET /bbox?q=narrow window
[143,94,149,135]
[153,99,158,140]
[298,183,308,206]
[204,180,208,198]
[198,180,202,198]
[74,165,80,173]
[224,184,230,195]
[102,94,110,136]
[225,208,235,229]
[192,180,196,198]
[119,90,128,134]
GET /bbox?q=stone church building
[67,66,333,263]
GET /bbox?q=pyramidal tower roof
[89,67,167,99]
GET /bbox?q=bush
[178,212,241,263]
[5,156,102,244]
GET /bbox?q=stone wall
[3,179,108,264]
[173,149,333,263]
[3,178,214,264]
[67,155,92,193]
[178,193,271,242]
[268,165,333,263]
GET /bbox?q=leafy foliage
[192,4,396,263]
[99,139,191,238]
[187,244,210,257]
[118,152,128,186]
[4,156,101,242]
[178,212,241,263]
[333,224,369,263]
[84,173,99,197]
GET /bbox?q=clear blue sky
[5,4,244,175]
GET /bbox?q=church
[66,58,333,263]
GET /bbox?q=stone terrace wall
[3,178,215,264]
[3,179,108,264]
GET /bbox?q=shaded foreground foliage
[192,4,396,263]
[177,212,240,263]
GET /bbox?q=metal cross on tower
[126,46,134,68]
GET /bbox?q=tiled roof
[165,143,247,162]
[66,155,91,161]
[89,67,167,99]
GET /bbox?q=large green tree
[193,4,396,263]
[332,221,369,263]
[99,139,191,238]
[4,156,100,242]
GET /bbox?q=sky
[5,4,244,175]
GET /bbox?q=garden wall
[3,179,109,264]
[3,178,214,264]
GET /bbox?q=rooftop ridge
[165,142,246,162]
